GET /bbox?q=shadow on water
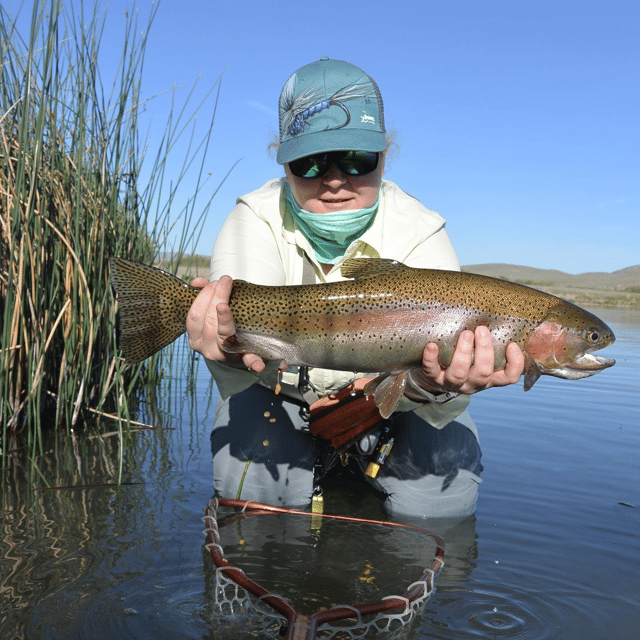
[1,309,640,639]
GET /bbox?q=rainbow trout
[109,257,615,418]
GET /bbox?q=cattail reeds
[0,1,224,459]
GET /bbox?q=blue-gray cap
[276,58,387,165]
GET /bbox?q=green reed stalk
[0,0,226,461]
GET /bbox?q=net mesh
[209,567,436,639]
[202,497,445,640]
[208,568,287,638]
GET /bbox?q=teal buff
[285,183,380,264]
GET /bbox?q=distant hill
[462,263,640,286]
[462,264,640,308]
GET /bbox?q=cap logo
[361,113,376,125]
[280,74,377,138]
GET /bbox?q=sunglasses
[288,151,380,179]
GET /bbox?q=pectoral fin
[221,334,249,353]
[364,371,408,419]
[222,331,295,363]
[523,356,542,391]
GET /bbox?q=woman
[187,58,524,518]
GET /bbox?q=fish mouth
[572,353,616,372]
[542,353,616,381]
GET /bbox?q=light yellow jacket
[206,178,471,429]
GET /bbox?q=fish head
[523,303,616,390]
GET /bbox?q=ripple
[423,584,555,639]
[468,609,526,636]
[419,580,639,640]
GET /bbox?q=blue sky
[11,0,640,273]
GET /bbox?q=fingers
[435,327,492,390]
[186,281,224,359]
[186,276,265,370]
[420,342,441,377]
[419,331,478,390]
[419,326,524,395]
[445,329,480,386]
[242,353,266,373]
[186,282,218,344]
[465,326,495,386]
[504,342,524,384]
[212,278,264,370]
[211,276,235,341]
[190,276,208,288]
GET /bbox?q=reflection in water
[0,369,190,639]
[1,429,159,637]
[1,310,639,639]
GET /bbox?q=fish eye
[586,329,600,342]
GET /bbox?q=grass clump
[0,0,224,455]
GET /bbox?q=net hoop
[203,497,445,640]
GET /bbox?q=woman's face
[284,153,384,214]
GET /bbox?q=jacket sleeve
[211,200,286,285]
[403,226,462,272]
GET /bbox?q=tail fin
[109,258,200,363]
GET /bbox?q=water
[1,308,639,639]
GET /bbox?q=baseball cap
[276,58,387,165]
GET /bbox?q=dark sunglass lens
[289,151,379,178]
[338,151,379,176]
[289,153,329,178]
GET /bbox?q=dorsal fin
[340,257,410,280]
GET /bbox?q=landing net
[203,497,445,640]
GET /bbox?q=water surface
[1,308,638,639]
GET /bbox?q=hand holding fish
[418,326,525,395]
[187,276,266,373]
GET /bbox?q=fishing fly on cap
[276,58,387,165]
